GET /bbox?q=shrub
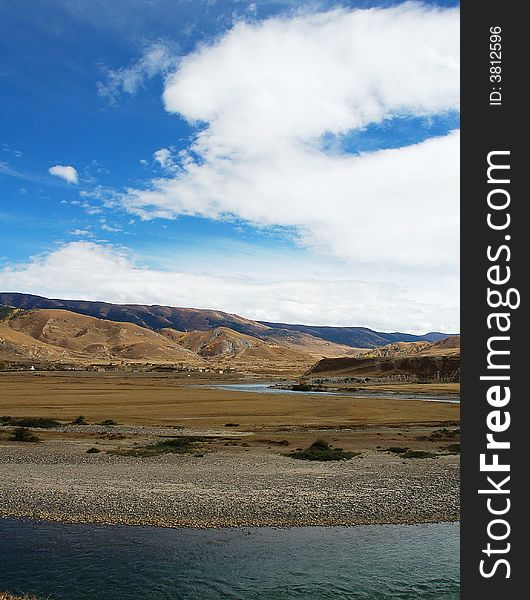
[0,416,60,429]
[71,416,87,425]
[260,439,290,446]
[86,447,101,454]
[112,436,204,457]
[386,446,435,459]
[10,427,40,443]
[401,449,436,459]
[441,443,460,454]
[287,439,358,461]
[386,446,409,454]
[426,428,460,441]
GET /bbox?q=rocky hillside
[306,336,460,382]
[357,335,460,358]
[306,354,460,383]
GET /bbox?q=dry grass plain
[0,371,459,430]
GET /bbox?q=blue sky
[0,1,460,332]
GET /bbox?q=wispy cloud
[97,41,179,104]
[1,162,58,185]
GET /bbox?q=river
[0,519,459,599]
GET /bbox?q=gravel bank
[0,439,459,528]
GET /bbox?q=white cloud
[49,165,78,184]
[0,242,458,333]
[163,5,458,145]
[126,131,459,269]
[122,3,459,273]
[98,41,178,103]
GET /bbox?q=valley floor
[0,371,460,527]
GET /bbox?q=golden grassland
[0,371,459,430]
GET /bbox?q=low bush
[10,427,40,443]
[419,428,460,441]
[112,436,204,457]
[386,446,436,459]
[86,447,101,454]
[259,439,290,446]
[286,439,358,461]
[386,446,409,454]
[71,416,88,425]
[0,416,60,429]
[441,443,460,454]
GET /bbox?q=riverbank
[0,436,459,528]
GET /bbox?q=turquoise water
[0,519,459,599]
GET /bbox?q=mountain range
[0,293,454,349]
[0,294,460,378]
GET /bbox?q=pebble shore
[0,437,459,528]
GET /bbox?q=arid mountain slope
[1,309,203,364]
[163,327,265,357]
[164,326,311,362]
[0,309,329,370]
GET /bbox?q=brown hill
[161,326,312,363]
[356,335,460,359]
[0,309,202,365]
[163,327,260,357]
[260,329,360,359]
[166,326,357,360]
[420,335,460,355]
